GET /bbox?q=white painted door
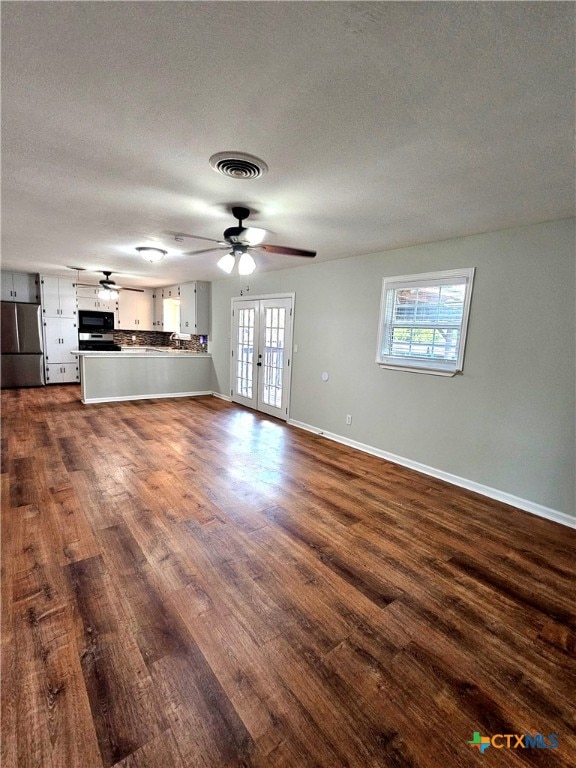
[43,318,78,365]
[231,296,294,420]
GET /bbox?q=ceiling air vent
[209,151,268,180]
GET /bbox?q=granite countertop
[73,347,211,357]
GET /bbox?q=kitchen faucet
[169,332,182,349]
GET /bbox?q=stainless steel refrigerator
[1,302,45,387]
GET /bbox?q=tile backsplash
[113,330,208,352]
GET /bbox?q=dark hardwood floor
[1,385,575,768]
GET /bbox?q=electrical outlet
[346,415,352,425]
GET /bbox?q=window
[376,267,475,375]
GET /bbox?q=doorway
[231,295,294,420]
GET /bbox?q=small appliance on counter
[1,301,45,387]
[78,333,121,351]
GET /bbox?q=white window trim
[376,267,475,376]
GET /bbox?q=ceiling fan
[167,206,316,275]
[77,271,144,296]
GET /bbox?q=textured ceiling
[2,2,574,288]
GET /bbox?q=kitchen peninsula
[75,347,213,404]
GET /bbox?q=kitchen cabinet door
[77,294,118,318]
[164,285,180,299]
[40,276,61,316]
[179,282,196,333]
[118,289,154,330]
[1,272,39,302]
[152,289,164,329]
[76,285,100,299]
[45,362,79,384]
[179,281,210,335]
[76,296,100,311]
[98,298,119,313]
[41,276,77,318]
[43,318,78,365]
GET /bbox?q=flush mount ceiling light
[136,246,167,263]
[209,151,268,179]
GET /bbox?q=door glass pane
[262,307,286,408]
[237,308,255,398]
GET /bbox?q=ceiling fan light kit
[238,251,256,276]
[183,205,316,276]
[217,253,236,274]
[99,286,119,300]
[136,246,167,263]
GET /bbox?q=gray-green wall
[210,218,575,520]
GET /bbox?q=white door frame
[230,293,295,421]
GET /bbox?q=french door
[231,296,294,420]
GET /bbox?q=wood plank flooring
[1,385,575,768]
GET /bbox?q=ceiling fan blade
[164,230,222,244]
[77,281,143,293]
[258,244,316,258]
[182,246,229,256]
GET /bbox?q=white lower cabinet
[46,363,79,384]
[43,317,79,383]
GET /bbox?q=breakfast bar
[75,347,213,404]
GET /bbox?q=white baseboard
[212,391,232,402]
[82,391,213,405]
[288,419,575,529]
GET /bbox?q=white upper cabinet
[179,281,210,335]
[152,289,164,330]
[76,285,119,314]
[163,285,180,299]
[1,272,39,303]
[40,276,77,318]
[117,289,154,331]
[76,285,100,299]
